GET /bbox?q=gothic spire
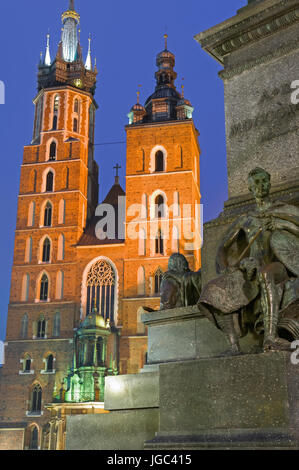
[44,33,51,66]
[85,35,92,71]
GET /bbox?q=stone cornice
[195,0,299,64]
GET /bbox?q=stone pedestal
[145,352,299,449]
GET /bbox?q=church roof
[77,182,125,247]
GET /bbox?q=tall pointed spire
[61,0,80,62]
[44,33,52,66]
[85,35,92,71]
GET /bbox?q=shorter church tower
[120,35,201,374]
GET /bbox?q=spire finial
[137,84,142,104]
[181,77,185,98]
[69,0,75,11]
[164,33,168,50]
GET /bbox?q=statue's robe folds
[160,270,202,310]
[199,202,299,322]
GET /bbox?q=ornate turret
[127,35,193,124]
[38,0,97,95]
[55,303,117,404]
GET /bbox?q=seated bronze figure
[198,167,299,354]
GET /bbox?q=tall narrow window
[24,355,32,373]
[25,237,32,263]
[42,238,51,263]
[74,99,79,113]
[52,95,59,131]
[138,228,146,256]
[96,338,104,365]
[172,225,180,253]
[57,234,65,260]
[21,274,30,302]
[37,315,46,337]
[46,171,54,191]
[155,195,165,219]
[31,384,42,413]
[58,200,66,224]
[52,115,57,130]
[155,151,164,172]
[54,95,60,112]
[21,314,28,339]
[141,194,147,219]
[173,191,180,217]
[55,271,64,300]
[40,275,49,302]
[53,312,60,337]
[46,354,54,372]
[154,269,163,294]
[73,118,78,133]
[137,266,146,296]
[155,230,164,255]
[44,202,52,227]
[28,202,35,227]
[29,426,39,450]
[49,142,56,161]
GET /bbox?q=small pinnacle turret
[85,35,92,71]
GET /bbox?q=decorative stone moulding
[196,1,299,64]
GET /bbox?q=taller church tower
[0,1,99,450]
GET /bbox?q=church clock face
[73,79,83,89]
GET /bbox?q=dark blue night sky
[0,0,245,340]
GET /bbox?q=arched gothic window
[44,202,52,227]
[37,315,46,338]
[40,275,49,302]
[31,384,42,413]
[155,150,164,172]
[155,195,165,219]
[49,142,56,161]
[46,171,54,191]
[46,354,54,372]
[24,354,32,373]
[42,238,51,263]
[29,426,39,450]
[154,268,163,294]
[86,260,116,321]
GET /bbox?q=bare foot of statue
[263,337,292,352]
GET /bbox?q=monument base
[145,351,299,450]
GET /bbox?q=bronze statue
[198,167,299,354]
[160,253,202,310]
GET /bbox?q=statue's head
[168,253,190,273]
[248,167,271,199]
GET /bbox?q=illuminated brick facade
[0,2,201,450]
